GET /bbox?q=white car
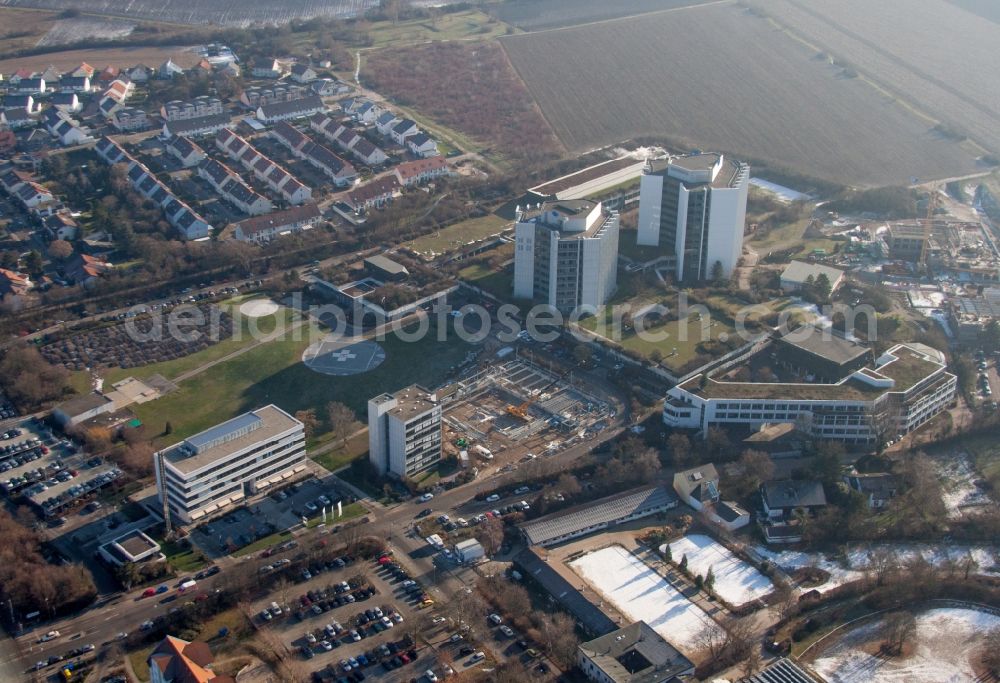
[425,670,439,682]
[488,613,503,625]
[321,640,333,651]
[432,616,446,624]
[499,625,514,637]
[485,494,500,503]
[38,630,60,642]
[469,651,485,663]
[306,633,317,644]
[419,493,434,503]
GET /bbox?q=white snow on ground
[750,177,812,202]
[663,535,773,606]
[570,545,722,651]
[811,608,1000,682]
[756,544,999,593]
[935,453,993,518]
[239,299,280,318]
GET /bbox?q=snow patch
[570,545,722,652]
[811,607,1000,682]
[935,453,993,518]
[663,535,773,606]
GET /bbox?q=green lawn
[129,321,472,445]
[311,432,369,473]
[305,502,365,528]
[459,263,515,301]
[579,309,737,372]
[160,539,209,573]
[129,647,154,682]
[365,10,512,48]
[231,529,295,558]
[749,218,838,258]
[405,214,509,257]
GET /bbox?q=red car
[141,588,156,598]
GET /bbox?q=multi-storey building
[154,405,306,525]
[637,153,749,281]
[513,199,619,314]
[368,386,442,479]
[161,96,223,121]
[663,342,956,445]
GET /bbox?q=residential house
[760,480,827,544]
[220,62,240,78]
[49,115,93,146]
[672,464,720,511]
[161,96,223,121]
[255,95,325,124]
[844,472,898,510]
[252,59,283,79]
[1,107,34,130]
[96,65,120,83]
[161,113,231,138]
[42,212,79,241]
[3,94,37,113]
[164,135,207,168]
[375,110,400,136]
[191,59,213,76]
[351,137,389,166]
[127,64,152,83]
[65,253,112,286]
[8,69,34,85]
[111,106,148,132]
[311,78,349,97]
[346,175,400,212]
[102,79,134,104]
[354,100,380,124]
[239,83,306,109]
[159,59,184,79]
[58,75,92,93]
[147,635,235,683]
[15,181,54,209]
[394,156,450,187]
[16,78,45,94]
[95,136,128,164]
[270,121,356,187]
[230,203,321,243]
[49,92,81,113]
[40,65,61,83]
[389,119,419,145]
[197,158,272,215]
[69,63,95,80]
[290,63,317,83]
[215,128,312,205]
[0,268,31,302]
[97,95,123,118]
[405,132,438,158]
[578,621,694,683]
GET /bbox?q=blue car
[155,585,169,594]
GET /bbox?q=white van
[178,579,196,592]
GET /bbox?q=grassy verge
[459,263,515,301]
[160,539,209,574]
[129,646,154,682]
[231,529,295,558]
[311,432,369,473]
[305,502,365,528]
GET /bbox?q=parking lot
[191,475,357,558]
[252,547,508,682]
[0,419,122,521]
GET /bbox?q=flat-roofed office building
[154,405,306,524]
[368,385,442,479]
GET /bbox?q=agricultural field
[489,0,713,31]
[360,9,511,48]
[35,15,136,46]
[500,2,980,186]
[363,41,563,165]
[0,8,64,54]
[755,0,1000,160]
[0,43,201,72]
[0,0,380,27]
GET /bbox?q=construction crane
[920,189,939,273]
[506,370,571,421]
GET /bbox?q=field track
[500,2,980,186]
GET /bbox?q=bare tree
[865,547,899,587]
[327,401,360,448]
[881,611,916,656]
[475,517,504,556]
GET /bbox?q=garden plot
[935,452,993,518]
[810,607,1000,682]
[570,545,722,652]
[756,544,1000,593]
[665,535,773,606]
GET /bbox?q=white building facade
[155,405,306,525]
[513,200,619,314]
[637,153,749,281]
[368,386,442,479]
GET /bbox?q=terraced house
[155,405,306,525]
[663,340,956,445]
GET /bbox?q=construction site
[438,357,616,465]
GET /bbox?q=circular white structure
[302,338,386,376]
[239,299,280,318]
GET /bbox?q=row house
[164,135,207,168]
[310,78,350,97]
[94,137,212,239]
[161,113,230,139]
[374,111,400,136]
[42,212,79,241]
[389,119,420,146]
[215,128,312,205]
[161,96,223,121]
[230,203,321,244]
[405,132,439,158]
[239,83,307,110]
[2,108,35,130]
[394,156,451,187]
[58,75,92,93]
[15,78,45,94]
[342,97,381,125]
[3,94,38,114]
[345,175,400,212]
[270,121,356,187]
[111,106,148,132]
[290,63,317,84]
[197,158,272,215]
[50,92,81,113]
[310,114,388,166]
[251,59,284,79]
[42,108,93,147]
[255,95,325,124]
